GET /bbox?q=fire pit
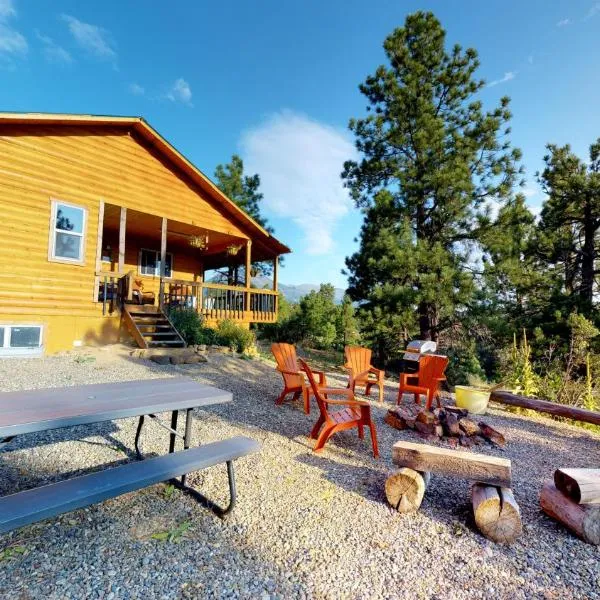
[385,404,505,448]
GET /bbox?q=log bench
[0,437,259,534]
[388,440,522,544]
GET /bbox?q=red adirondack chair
[271,343,326,414]
[344,346,385,403]
[397,354,449,410]
[299,358,379,457]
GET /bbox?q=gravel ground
[0,347,598,600]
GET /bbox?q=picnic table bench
[0,377,259,534]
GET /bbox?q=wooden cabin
[0,112,290,356]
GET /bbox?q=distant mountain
[252,276,346,304]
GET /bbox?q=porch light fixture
[226,244,243,256]
[188,234,208,250]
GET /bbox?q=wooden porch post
[94,200,105,301]
[245,240,252,316]
[159,217,167,309]
[118,207,127,274]
[273,256,278,291]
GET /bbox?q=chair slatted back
[271,343,303,387]
[418,354,449,388]
[298,358,330,420]
[345,346,372,375]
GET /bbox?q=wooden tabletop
[0,377,232,438]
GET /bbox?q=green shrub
[215,319,255,353]
[167,308,204,345]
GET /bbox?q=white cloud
[240,110,358,255]
[61,14,116,61]
[167,78,192,105]
[487,71,516,87]
[585,3,600,19]
[556,18,572,26]
[527,55,534,64]
[0,0,26,60]
[128,82,145,95]
[0,0,15,20]
[36,31,72,64]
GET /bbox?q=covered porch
[94,203,282,325]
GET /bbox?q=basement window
[49,200,87,264]
[0,325,43,357]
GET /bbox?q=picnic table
[0,377,259,533]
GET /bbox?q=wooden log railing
[490,390,600,426]
[95,271,127,316]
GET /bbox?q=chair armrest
[369,366,385,377]
[277,367,302,376]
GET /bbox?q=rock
[416,410,436,426]
[150,355,171,365]
[210,345,230,354]
[184,355,208,364]
[170,355,187,365]
[194,345,207,353]
[459,418,481,437]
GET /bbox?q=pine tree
[343,12,523,344]
[536,139,600,316]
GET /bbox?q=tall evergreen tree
[343,11,523,343]
[536,140,600,317]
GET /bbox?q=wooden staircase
[122,304,186,349]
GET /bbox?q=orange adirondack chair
[397,354,449,410]
[344,346,385,403]
[299,358,379,457]
[271,343,326,414]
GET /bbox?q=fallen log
[540,481,600,545]
[490,391,600,426]
[471,484,522,544]
[392,440,511,487]
[385,468,431,513]
[554,469,600,505]
[478,422,506,448]
[384,411,408,431]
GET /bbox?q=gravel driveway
[0,348,598,599]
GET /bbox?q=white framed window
[139,248,173,278]
[0,325,43,357]
[48,199,87,264]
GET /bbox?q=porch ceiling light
[189,234,208,250]
[226,244,243,256]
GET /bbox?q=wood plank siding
[0,119,288,354]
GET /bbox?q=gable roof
[0,111,290,256]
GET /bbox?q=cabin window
[139,249,173,278]
[0,325,43,357]
[49,200,87,264]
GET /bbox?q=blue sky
[1,0,600,288]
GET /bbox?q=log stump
[540,481,600,545]
[471,483,522,544]
[385,468,430,513]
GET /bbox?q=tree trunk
[418,301,438,341]
[580,196,595,313]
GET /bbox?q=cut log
[459,435,473,448]
[471,484,522,544]
[384,411,408,431]
[392,440,511,487]
[490,391,600,426]
[415,421,436,436]
[459,418,481,437]
[416,410,436,426]
[540,481,600,545]
[554,469,600,505]
[478,422,506,448]
[441,412,461,437]
[385,468,430,513]
[445,406,469,418]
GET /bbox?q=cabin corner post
[159,217,167,309]
[118,207,127,274]
[273,255,279,318]
[245,240,252,317]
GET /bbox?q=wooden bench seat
[0,436,259,534]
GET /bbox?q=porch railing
[161,279,278,323]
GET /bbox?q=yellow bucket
[454,386,491,415]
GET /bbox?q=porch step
[122,305,186,350]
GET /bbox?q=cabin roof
[0,111,290,256]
